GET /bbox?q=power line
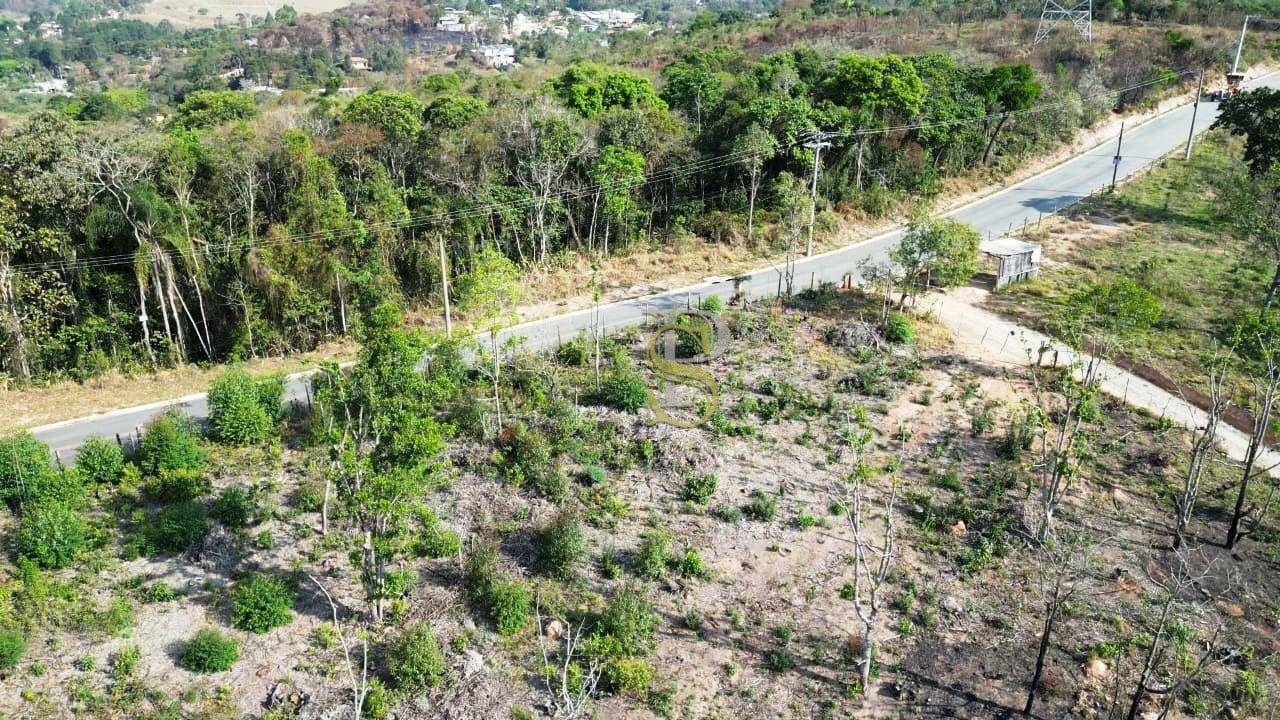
[8,68,1196,276]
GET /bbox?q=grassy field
[986,131,1271,403]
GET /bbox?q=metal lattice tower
[1033,0,1092,45]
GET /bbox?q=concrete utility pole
[1185,69,1205,160]
[803,131,834,257]
[1110,121,1125,191]
[1232,16,1250,76]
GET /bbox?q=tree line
[0,43,1177,384]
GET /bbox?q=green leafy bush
[0,434,51,509]
[580,465,607,486]
[109,645,140,679]
[146,500,210,554]
[418,524,461,558]
[387,623,446,690]
[598,367,649,412]
[680,473,717,504]
[602,657,655,697]
[534,512,587,580]
[674,549,711,579]
[700,295,726,313]
[0,630,26,672]
[207,368,281,445]
[588,586,657,659]
[17,502,87,569]
[20,468,86,508]
[74,437,125,485]
[137,413,206,477]
[487,580,531,636]
[883,312,915,343]
[742,490,778,521]
[230,574,295,634]
[633,531,670,580]
[555,338,590,366]
[362,677,391,719]
[212,486,256,528]
[144,468,209,503]
[178,628,238,673]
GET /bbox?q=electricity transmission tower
[1033,0,1092,45]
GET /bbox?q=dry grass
[130,0,366,28]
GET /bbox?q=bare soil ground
[131,0,366,28]
[3,293,1275,719]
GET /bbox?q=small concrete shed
[981,238,1042,288]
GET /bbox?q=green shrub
[0,630,25,672]
[137,413,206,477]
[146,500,210,554]
[674,549,711,579]
[534,512,587,580]
[602,657,655,697]
[742,490,778,522]
[362,677,391,719]
[486,580,531,636]
[0,434,51,508]
[598,367,649,412]
[230,574,295,634]
[634,531,670,580]
[387,623,446,691]
[463,541,500,598]
[178,628,238,673]
[589,586,657,658]
[418,524,461,558]
[207,368,277,445]
[680,473,717,504]
[17,501,87,569]
[700,295,726,313]
[883,311,915,343]
[580,465,607,485]
[555,337,590,366]
[20,468,86,508]
[110,645,140,679]
[74,437,125,485]
[291,483,325,512]
[1232,669,1266,711]
[211,486,256,527]
[144,468,209,503]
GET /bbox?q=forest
[2,9,1261,386]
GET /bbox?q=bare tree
[1029,351,1105,541]
[308,574,371,720]
[844,477,899,695]
[1024,536,1092,716]
[1226,339,1280,549]
[1124,547,1227,720]
[1173,362,1226,547]
[536,606,602,719]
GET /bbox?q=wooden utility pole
[1185,69,1205,160]
[1110,121,1126,191]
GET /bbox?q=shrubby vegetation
[178,628,239,673]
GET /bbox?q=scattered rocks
[948,520,967,538]
[265,681,308,713]
[462,649,485,678]
[544,619,566,642]
[941,596,965,615]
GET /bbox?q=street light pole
[1185,69,1204,160]
[803,131,833,257]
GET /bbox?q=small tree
[1173,360,1226,546]
[1024,537,1092,716]
[1226,336,1280,549]
[843,476,898,695]
[207,367,277,445]
[455,247,521,434]
[890,213,980,307]
[733,123,778,248]
[1028,350,1104,542]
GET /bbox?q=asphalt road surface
[31,69,1280,458]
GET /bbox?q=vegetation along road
[32,68,1280,459]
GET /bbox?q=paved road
[32,70,1280,458]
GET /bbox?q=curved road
[31,69,1280,458]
